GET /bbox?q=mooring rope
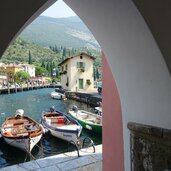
[23,136,36,160]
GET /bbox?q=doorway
[79,79,83,89]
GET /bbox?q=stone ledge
[128,122,165,137]
[128,122,171,170]
[0,145,102,171]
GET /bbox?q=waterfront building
[6,63,22,74]
[59,52,95,92]
[20,64,35,77]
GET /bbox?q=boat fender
[15,109,24,119]
[50,106,55,112]
[72,105,78,112]
[85,125,92,130]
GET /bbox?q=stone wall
[128,122,171,171]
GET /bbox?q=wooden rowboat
[1,109,43,152]
[41,107,82,143]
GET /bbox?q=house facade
[59,53,95,92]
[6,64,22,74]
[20,64,35,77]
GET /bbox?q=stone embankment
[0,145,102,171]
[65,91,102,106]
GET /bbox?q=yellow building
[6,64,22,78]
[59,52,95,92]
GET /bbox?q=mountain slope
[20,16,99,49]
[1,38,60,64]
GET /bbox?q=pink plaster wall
[102,52,124,171]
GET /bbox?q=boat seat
[85,118,96,121]
[4,123,34,129]
[6,119,29,124]
[12,129,40,135]
[3,129,40,137]
[45,116,65,119]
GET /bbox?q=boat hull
[43,122,81,143]
[3,134,42,152]
[69,110,102,134]
[51,92,65,100]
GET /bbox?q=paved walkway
[0,145,102,171]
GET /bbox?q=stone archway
[1,0,171,170]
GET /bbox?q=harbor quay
[65,91,102,106]
[0,145,102,171]
[0,83,60,94]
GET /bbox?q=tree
[62,47,67,61]
[56,67,59,79]
[35,66,48,77]
[46,62,51,75]
[93,67,96,81]
[28,50,32,64]
[41,60,46,68]
[96,68,99,81]
[14,71,30,84]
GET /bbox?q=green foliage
[0,36,102,70]
[96,68,99,80]
[14,71,30,83]
[1,37,61,65]
[45,77,52,83]
[52,77,57,83]
[35,66,48,77]
[41,60,46,68]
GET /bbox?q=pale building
[20,64,35,77]
[59,52,95,92]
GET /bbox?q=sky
[41,0,76,18]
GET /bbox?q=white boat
[1,109,43,152]
[41,107,82,143]
[50,88,66,100]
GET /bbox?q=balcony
[78,68,85,72]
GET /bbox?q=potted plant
[81,68,85,72]
[86,79,91,85]
[63,70,67,75]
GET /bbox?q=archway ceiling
[0,0,170,75]
[0,0,56,58]
[133,0,171,74]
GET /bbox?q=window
[62,66,64,71]
[80,55,83,59]
[77,62,85,69]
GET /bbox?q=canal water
[0,88,102,168]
